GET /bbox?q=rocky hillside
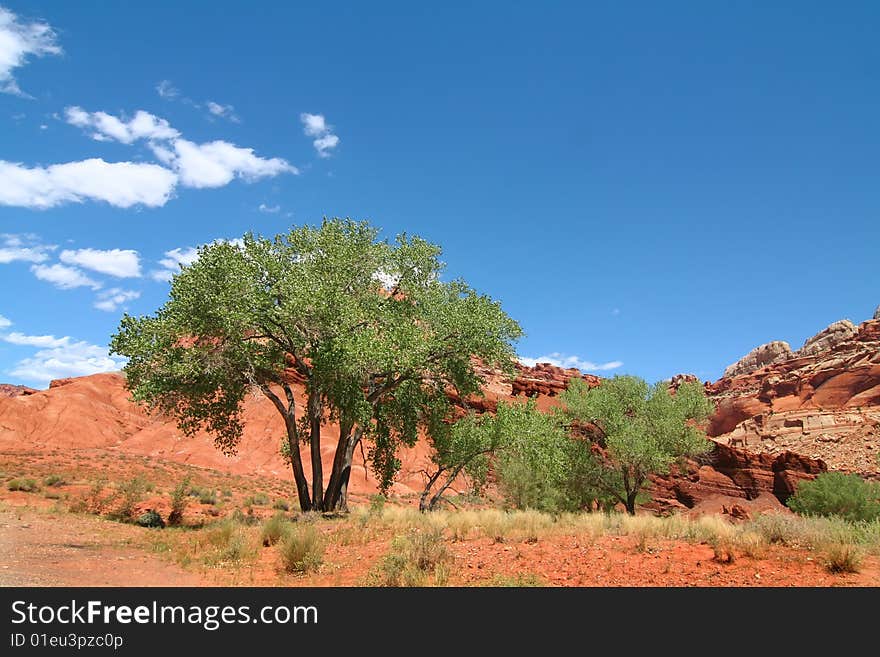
[706,311,880,474]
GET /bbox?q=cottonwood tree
[558,375,713,515]
[111,218,521,512]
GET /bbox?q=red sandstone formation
[0,384,37,398]
[706,315,880,473]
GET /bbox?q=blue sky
[0,1,878,387]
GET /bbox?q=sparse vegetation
[7,477,39,492]
[272,499,290,512]
[168,475,191,527]
[43,474,66,487]
[243,493,270,507]
[370,527,450,586]
[822,543,863,574]
[108,475,150,522]
[279,525,324,574]
[260,513,291,547]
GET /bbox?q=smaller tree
[559,375,713,515]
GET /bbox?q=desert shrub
[199,490,218,505]
[261,513,291,547]
[823,543,863,574]
[7,477,39,492]
[167,475,191,527]
[221,489,233,498]
[787,472,880,523]
[43,474,66,487]
[136,509,165,528]
[108,475,149,522]
[272,499,290,512]
[69,478,116,514]
[243,493,270,507]
[279,525,324,574]
[231,508,261,526]
[204,518,256,564]
[369,494,386,514]
[371,527,450,586]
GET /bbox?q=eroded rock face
[708,316,880,473]
[647,442,826,514]
[722,341,793,378]
[511,362,600,398]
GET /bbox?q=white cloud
[0,232,55,263]
[65,106,180,144]
[258,203,280,213]
[59,248,141,278]
[150,246,200,282]
[160,139,297,188]
[0,314,11,328]
[30,263,101,290]
[300,112,340,157]
[3,331,67,347]
[93,288,140,312]
[207,101,239,122]
[518,353,623,372]
[0,6,62,96]
[156,79,179,99]
[0,158,178,209]
[4,334,125,383]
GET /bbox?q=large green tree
[558,375,713,514]
[110,218,522,512]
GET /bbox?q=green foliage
[368,494,386,514]
[43,474,66,487]
[168,475,191,527]
[7,477,39,492]
[111,218,522,511]
[272,499,290,512]
[136,509,166,528]
[787,472,880,523]
[559,376,713,514]
[279,525,324,574]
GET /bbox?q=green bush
[7,478,39,492]
[272,499,290,512]
[168,475,191,526]
[787,472,880,523]
[136,509,165,528]
[279,525,323,574]
[199,490,218,505]
[371,527,450,586]
[43,474,66,487]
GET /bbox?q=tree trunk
[419,468,445,512]
[335,427,363,512]
[285,416,312,512]
[307,388,324,511]
[625,490,638,515]
[323,421,352,510]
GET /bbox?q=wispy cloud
[30,263,102,290]
[93,288,140,312]
[0,6,62,96]
[155,79,179,99]
[207,101,240,123]
[518,352,623,372]
[0,233,55,263]
[0,314,11,328]
[59,248,141,278]
[300,112,340,158]
[258,203,280,213]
